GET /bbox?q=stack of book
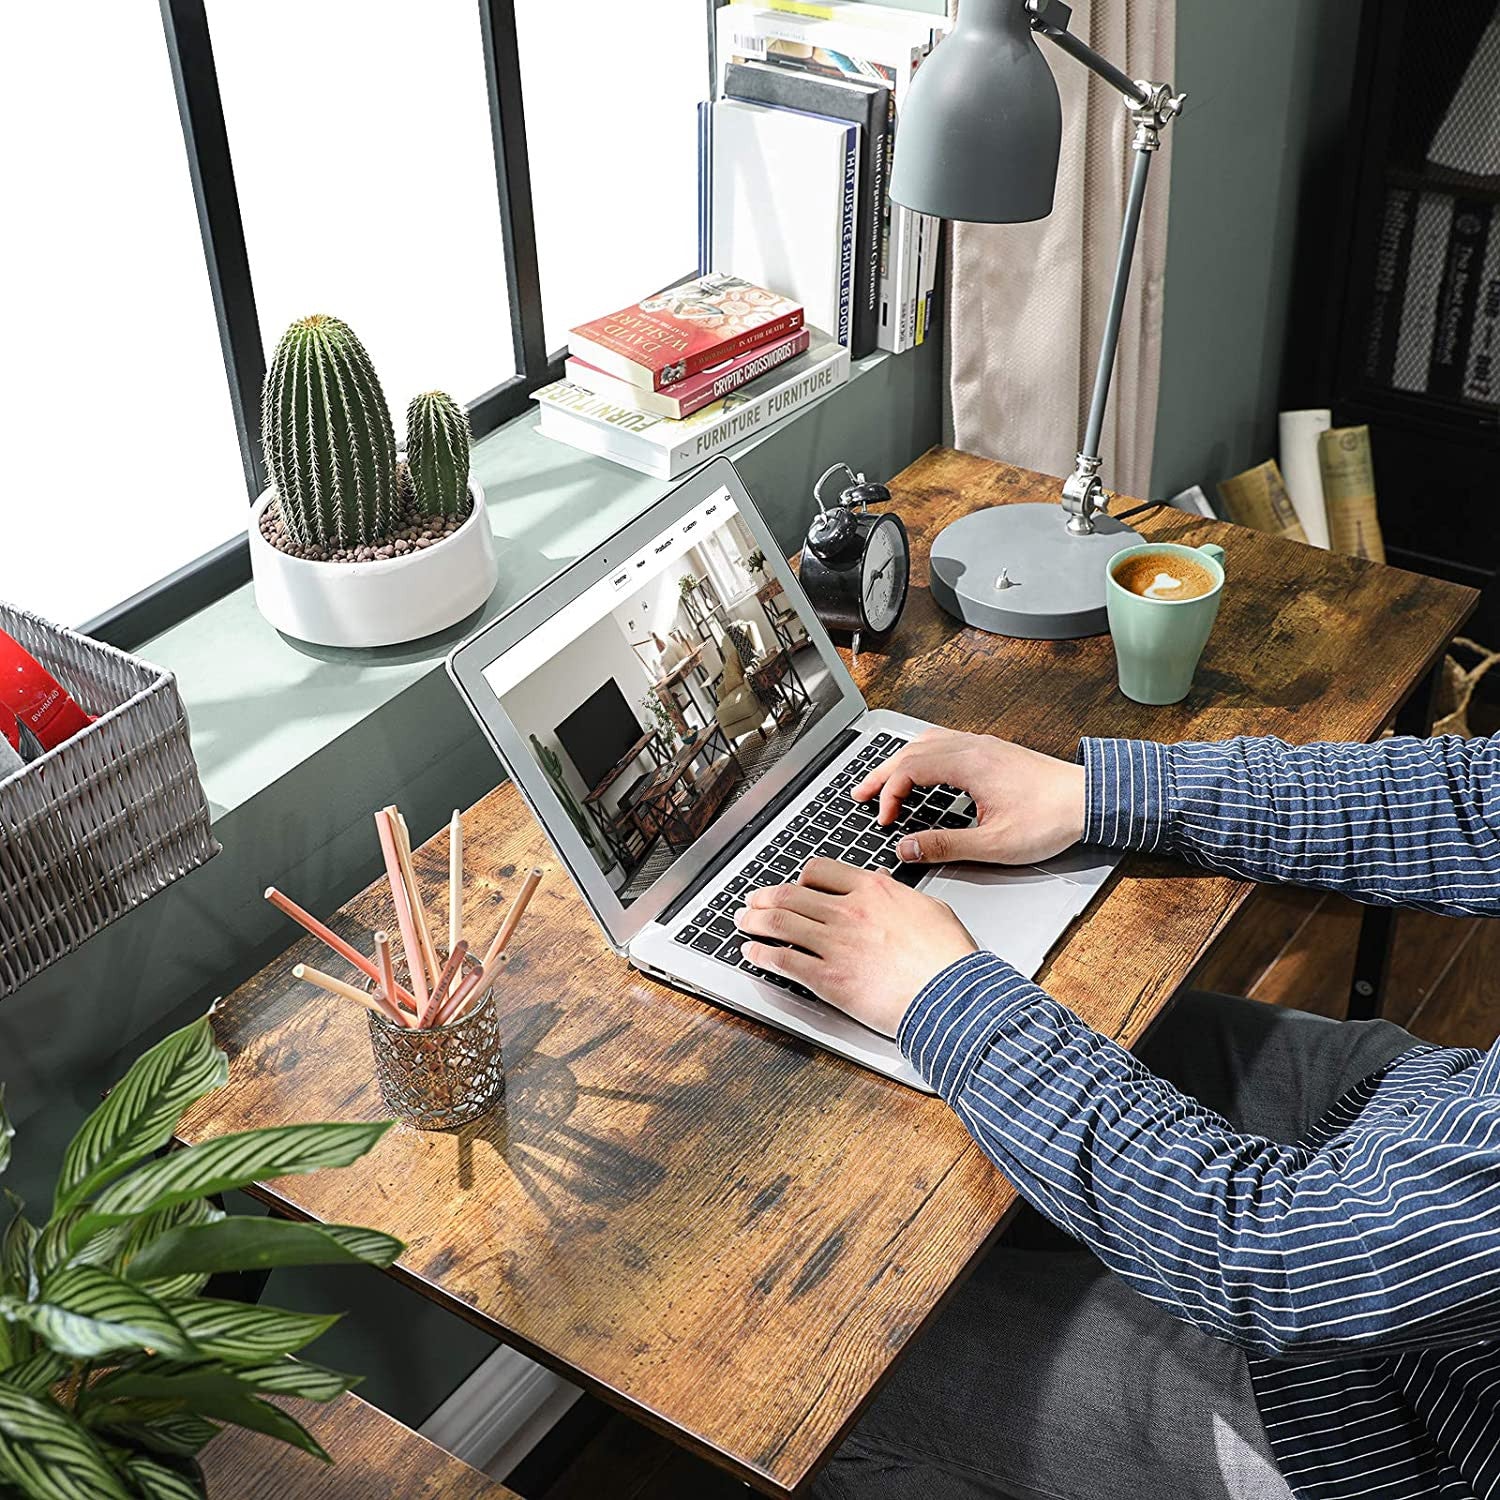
[535,272,849,479]
[707,1,949,357]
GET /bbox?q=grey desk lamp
[890,0,1184,639]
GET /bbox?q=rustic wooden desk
[177,448,1476,1497]
[197,1391,517,1498]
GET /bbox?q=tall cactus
[262,315,397,549]
[405,391,471,518]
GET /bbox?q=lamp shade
[888,0,1062,224]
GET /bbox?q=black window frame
[86,0,629,649]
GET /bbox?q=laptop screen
[478,480,848,915]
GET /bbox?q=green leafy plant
[743,549,767,576]
[677,575,699,601]
[404,393,471,519]
[0,1019,402,1498]
[640,692,682,748]
[262,315,398,550]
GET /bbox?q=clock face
[860,516,909,634]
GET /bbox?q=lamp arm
[1024,0,1185,535]
[1026,0,1150,107]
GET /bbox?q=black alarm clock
[798,462,911,641]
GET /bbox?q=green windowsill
[144,346,925,820]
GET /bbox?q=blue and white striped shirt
[900,734,1500,1499]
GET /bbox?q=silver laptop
[447,456,1117,1092]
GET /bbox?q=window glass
[207,0,514,409]
[0,6,250,628]
[516,0,706,350]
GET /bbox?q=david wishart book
[565,326,811,419]
[568,273,803,392]
[533,329,849,479]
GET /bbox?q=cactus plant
[262,315,397,549]
[405,391,472,518]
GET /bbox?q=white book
[532,330,851,480]
[715,5,943,354]
[711,98,859,350]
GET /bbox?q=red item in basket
[0,628,93,752]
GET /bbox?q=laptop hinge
[658,725,862,928]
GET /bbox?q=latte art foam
[1112,552,1217,601]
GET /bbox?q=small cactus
[405,391,472,518]
[262,315,397,549]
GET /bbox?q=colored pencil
[293,962,405,1026]
[448,809,463,956]
[421,939,468,1027]
[445,951,509,1025]
[375,809,429,1014]
[479,866,544,973]
[265,886,418,1010]
[388,807,441,987]
[374,930,411,1015]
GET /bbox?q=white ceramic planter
[249,479,497,648]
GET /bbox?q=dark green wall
[1151,0,1359,500]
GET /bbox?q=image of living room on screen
[498,513,839,904]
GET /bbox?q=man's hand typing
[852,729,1086,867]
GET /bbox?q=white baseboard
[420,1344,581,1480]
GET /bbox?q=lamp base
[928,502,1139,639]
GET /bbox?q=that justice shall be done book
[533,329,848,479]
[567,273,803,391]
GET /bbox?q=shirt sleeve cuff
[1076,738,1173,852]
[897,951,1038,1100]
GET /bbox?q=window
[207,0,515,407]
[3,0,719,647]
[0,3,251,630]
[516,0,707,350]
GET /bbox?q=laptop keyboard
[671,732,976,1002]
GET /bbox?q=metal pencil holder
[365,960,504,1130]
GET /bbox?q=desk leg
[1346,661,1444,1021]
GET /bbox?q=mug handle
[1197,543,1226,568]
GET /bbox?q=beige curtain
[944,0,1175,503]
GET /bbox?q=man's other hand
[852,729,1086,867]
[737,858,977,1037]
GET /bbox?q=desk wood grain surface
[177,448,1476,1496]
[197,1392,516,1498]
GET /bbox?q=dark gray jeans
[812,991,1420,1500]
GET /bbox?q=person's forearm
[901,952,1498,1359]
[1078,733,1500,917]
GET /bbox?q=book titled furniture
[177,448,1474,1498]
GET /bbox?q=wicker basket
[0,601,220,999]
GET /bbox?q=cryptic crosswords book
[567,273,803,392]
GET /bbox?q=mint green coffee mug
[1105,541,1226,705]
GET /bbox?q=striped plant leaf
[74,1121,391,1243]
[73,1202,221,1306]
[112,1452,204,1500]
[0,1384,133,1500]
[7,1267,197,1362]
[2,1192,37,1301]
[126,1218,402,1283]
[82,1366,329,1463]
[165,1298,338,1363]
[37,1210,87,1279]
[83,1401,220,1459]
[0,1350,71,1396]
[0,1085,12,1175]
[230,1358,352,1402]
[54,1018,227,1218]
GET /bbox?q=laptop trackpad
[921,855,1115,979]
